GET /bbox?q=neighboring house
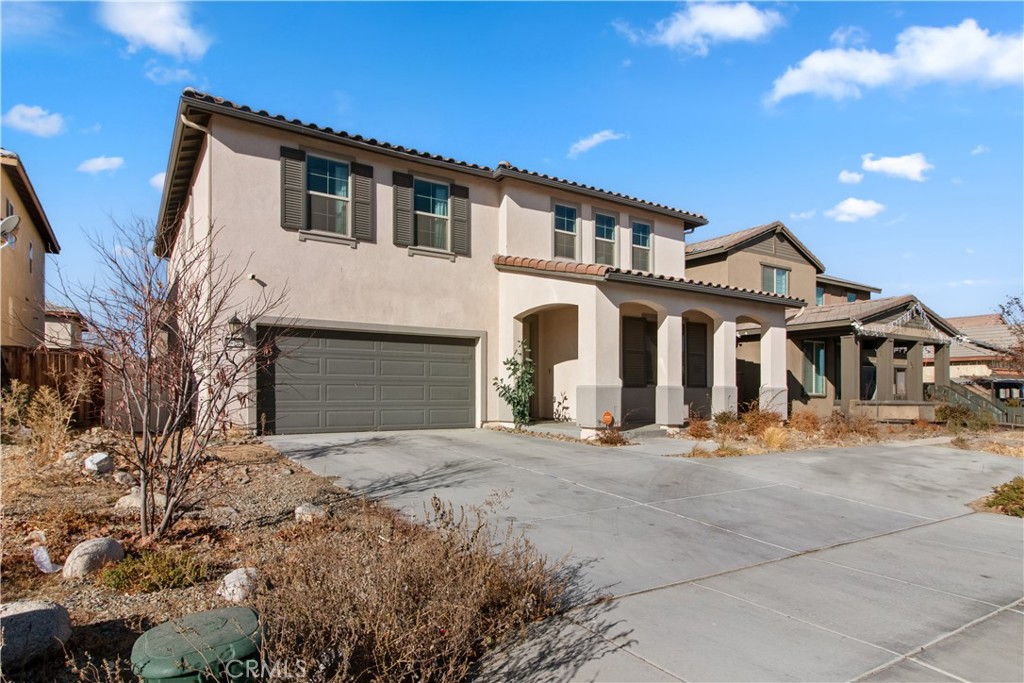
[44,305,87,349]
[1,150,60,385]
[923,314,1024,403]
[686,221,958,419]
[155,89,800,435]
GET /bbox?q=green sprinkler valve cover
[130,607,262,682]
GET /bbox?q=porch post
[576,289,622,430]
[711,318,738,414]
[840,334,860,415]
[876,338,894,401]
[934,344,951,387]
[759,324,788,419]
[496,312,524,424]
[907,341,924,401]
[656,313,686,427]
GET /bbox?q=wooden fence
[0,346,105,427]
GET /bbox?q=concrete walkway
[267,430,1024,682]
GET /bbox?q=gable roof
[787,294,961,338]
[816,273,881,294]
[946,314,1015,354]
[685,221,824,273]
[157,89,707,254]
[0,149,59,253]
[493,255,804,307]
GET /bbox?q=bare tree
[64,217,286,537]
[999,295,1024,375]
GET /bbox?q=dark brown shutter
[351,162,374,242]
[280,147,306,231]
[450,184,470,256]
[622,317,647,388]
[393,172,414,247]
[686,322,708,388]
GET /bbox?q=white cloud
[789,209,816,220]
[81,123,102,134]
[616,2,784,56]
[568,129,625,158]
[99,1,211,60]
[77,156,125,174]
[970,144,990,155]
[965,247,975,254]
[767,19,1023,104]
[2,104,66,137]
[951,177,964,185]
[946,278,992,288]
[149,172,166,190]
[830,26,869,48]
[145,62,195,84]
[861,152,933,181]
[2,2,63,38]
[825,197,885,222]
[838,170,863,184]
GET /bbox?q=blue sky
[2,1,1022,317]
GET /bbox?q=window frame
[815,286,825,306]
[593,210,618,266]
[803,340,826,397]
[630,218,653,272]
[412,175,452,252]
[5,199,13,218]
[847,291,858,303]
[551,199,580,261]
[761,264,791,296]
[28,241,34,274]
[305,152,353,237]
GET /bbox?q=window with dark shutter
[622,317,648,388]
[280,147,306,231]
[351,162,374,241]
[685,321,708,388]
[393,172,414,247]
[450,184,470,255]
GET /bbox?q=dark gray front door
[259,328,475,434]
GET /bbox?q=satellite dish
[0,214,19,249]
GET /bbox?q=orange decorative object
[602,411,614,426]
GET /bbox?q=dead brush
[254,497,569,683]
[760,426,790,451]
[822,410,853,441]
[687,416,713,440]
[593,424,630,446]
[788,410,820,434]
[849,414,879,438]
[740,402,782,436]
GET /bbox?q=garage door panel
[263,329,475,434]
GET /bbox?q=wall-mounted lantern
[226,314,246,348]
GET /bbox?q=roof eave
[1,157,59,253]
[604,271,803,307]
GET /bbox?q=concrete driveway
[266,430,1024,682]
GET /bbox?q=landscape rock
[294,502,327,522]
[61,537,124,579]
[83,452,113,474]
[216,567,258,603]
[0,600,72,669]
[112,470,136,487]
[114,488,167,511]
[62,451,79,464]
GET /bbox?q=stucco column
[759,324,788,419]
[656,313,686,427]
[934,344,950,387]
[711,318,737,414]
[496,279,524,424]
[840,334,861,414]
[576,289,621,429]
[876,338,894,401]
[907,341,924,401]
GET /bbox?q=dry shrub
[687,416,713,440]
[950,435,970,449]
[100,548,209,593]
[254,497,568,682]
[0,378,32,438]
[760,426,790,451]
[911,417,932,431]
[935,404,994,433]
[68,655,135,683]
[983,441,1024,458]
[593,426,630,446]
[741,405,782,437]
[849,414,879,438]
[788,410,820,434]
[713,443,745,457]
[687,444,712,458]
[0,443,67,504]
[822,410,852,441]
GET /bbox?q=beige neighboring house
[923,314,1023,402]
[44,305,87,349]
[155,89,800,435]
[685,221,959,420]
[1,150,61,381]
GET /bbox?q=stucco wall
[0,173,46,348]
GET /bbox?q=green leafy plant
[988,476,1024,517]
[936,404,994,433]
[101,549,209,593]
[493,340,535,430]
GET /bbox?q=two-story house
[1,149,61,386]
[686,221,959,420]
[155,89,800,435]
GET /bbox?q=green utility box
[130,607,263,682]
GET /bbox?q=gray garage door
[259,329,475,434]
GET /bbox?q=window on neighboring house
[5,199,13,217]
[414,179,450,250]
[631,221,651,271]
[684,321,708,388]
[594,212,616,266]
[307,156,350,235]
[28,241,34,274]
[847,291,858,303]
[816,286,824,306]
[803,340,826,396]
[761,265,789,296]
[553,204,578,259]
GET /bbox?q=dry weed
[741,405,782,436]
[788,410,820,434]
[687,417,713,440]
[760,426,790,451]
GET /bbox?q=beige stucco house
[685,221,959,420]
[1,150,60,384]
[155,89,800,435]
[923,314,1023,403]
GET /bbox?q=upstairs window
[28,241,34,274]
[816,286,824,306]
[414,179,450,250]
[307,156,350,235]
[553,204,578,259]
[847,291,857,303]
[761,265,789,296]
[631,221,651,271]
[594,212,616,266]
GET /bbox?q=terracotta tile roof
[685,220,825,273]
[493,255,804,306]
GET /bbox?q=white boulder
[216,567,258,603]
[0,600,72,669]
[83,452,113,474]
[61,537,124,579]
[113,488,166,511]
[294,503,327,522]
